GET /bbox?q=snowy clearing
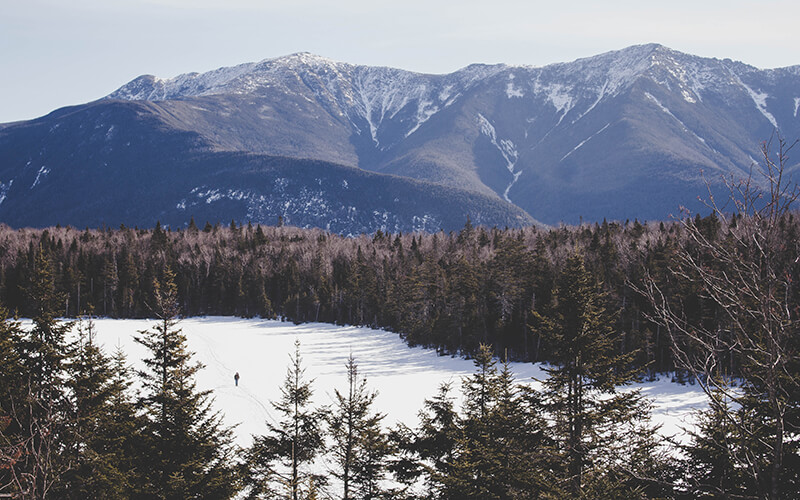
[88,317,706,449]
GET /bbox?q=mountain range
[1,43,798,232]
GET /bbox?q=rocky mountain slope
[1,44,798,231]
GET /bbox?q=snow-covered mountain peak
[255,52,349,74]
[107,61,263,101]
[105,45,707,108]
[102,45,798,158]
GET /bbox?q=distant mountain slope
[0,100,532,231]
[1,44,798,230]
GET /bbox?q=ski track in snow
[83,317,706,451]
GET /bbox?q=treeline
[0,212,797,376]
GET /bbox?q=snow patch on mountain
[655,53,703,103]
[794,97,800,117]
[605,45,661,92]
[732,75,779,128]
[0,180,12,206]
[561,123,611,162]
[477,114,518,169]
[405,99,439,138]
[477,114,521,202]
[438,85,453,102]
[506,73,524,98]
[573,82,608,123]
[645,93,716,152]
[31,166,49,189]
[356,86,382,146]
[411,214,439,232]
[545,84,575,122]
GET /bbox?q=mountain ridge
[107,44,800,102]
[1,44,798,231]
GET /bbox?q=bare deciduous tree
[640,134,800,499]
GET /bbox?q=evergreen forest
[0,214,744,376]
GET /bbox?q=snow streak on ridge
[729,71,779,129]
[477,114,521,203]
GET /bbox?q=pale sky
[1,0,798,123]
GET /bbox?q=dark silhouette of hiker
[234,372,240,387]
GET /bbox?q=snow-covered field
[89,317,707,449]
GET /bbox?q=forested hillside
[1,209,796,377]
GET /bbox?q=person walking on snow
[234,372,240,386]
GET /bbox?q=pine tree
[10,248,75,498]
[444,345,548,499]
[533,252,662,497]
[57,317,141,499]
[681,381,749,498]
[135,267,238,499]
[244,340,327,499]
[391,382,459,497]
[328,355,390,500]
[488,359,550,498]
[0,306,26,496]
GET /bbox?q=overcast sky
[1,0,798,123]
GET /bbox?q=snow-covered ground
[89,317,707,449]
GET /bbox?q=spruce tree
[533,252,663,497]
[328,355,390,500]
[488,359,550,498]
[11,248,75,498]
[444,345,548,499]
[244,340,327,499]
[135,266,238,499]
[0,306,26,496]
[681,381,749,498]
[391,382,459,498]
[57,317,142,499]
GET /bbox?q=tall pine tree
[244,340,327,499]
[135,266,238,499]
[533,252,665,498]
[57,317,143,499]
[390,382,459,498]
[444,345,549,499]
[328,355,390,500]
[11,248,75,498]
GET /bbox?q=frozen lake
[88,317,707,449]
